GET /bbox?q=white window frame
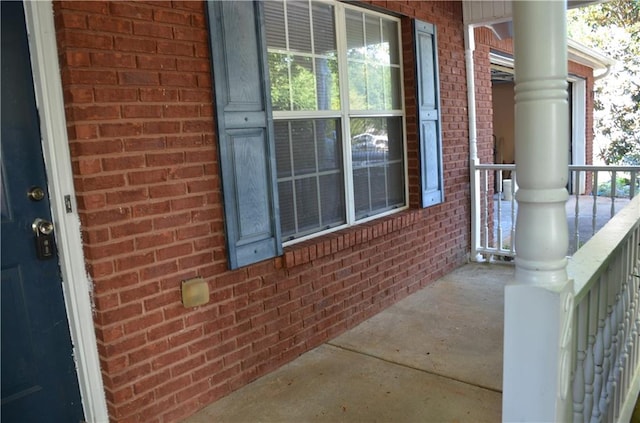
[269,0,409,246]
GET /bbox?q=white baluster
[574,171,581,254]
[591,277,607,423]
[483,169,489,250]
[592,172,599,236]
[599,273,613,420]
[574,300,587,423]
[584,290,598,423]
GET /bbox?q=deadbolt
[32,218,56,260]
[32,218,54,235]
[27,186,45,201]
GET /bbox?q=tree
[568,0,640,165]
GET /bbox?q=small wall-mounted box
[181,277,209,308]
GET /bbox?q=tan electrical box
[181,277,209,308]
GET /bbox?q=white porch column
[465,24,484,262]
[503,1,573,421]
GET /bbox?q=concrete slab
[183,344,501,423]
[330,263,510,392]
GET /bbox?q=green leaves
[568,0,640,165]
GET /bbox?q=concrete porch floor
[184,263,511,422]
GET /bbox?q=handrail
[568,195,640,422]
[569,195,640,302]
[472,164,640,260]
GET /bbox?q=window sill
[281,208,422,268]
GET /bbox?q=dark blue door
[1,2,84,421]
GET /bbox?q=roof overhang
[463,1,614,75]
[567,38,615,72]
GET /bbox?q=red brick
[99,303,144,326]
[87,15,133,33]
[71,105,120,121]
[136,56,176,70]
[99,122,143,138]
[118,70,160,85]
[155,242,192,261]
[133,21,174,39]
[140,261,179,282]
[140,87,179,102]
[157,40,194,57]
[106,188,149,205]
[109,3,154,20]
[63,31,113,49]
[135,231,174,250]
[123,310,164,335]
[116,252,155,272]
[153,9,191,25]
[143,121,181,134]
[94,87,138,102]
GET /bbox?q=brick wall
[54,1,472,421]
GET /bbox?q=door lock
[27,186,46,201]
[32,218,55,260]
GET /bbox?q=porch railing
[474,164,640,260]
[568,194,640,422]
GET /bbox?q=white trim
[567,38,615,73]
[23,2,109,422]
[569,77,587,194]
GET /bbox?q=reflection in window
[266,0,406,241]
[265,1,340,112]
[352,117,404,218]
[345,9,401,110]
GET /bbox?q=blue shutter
[414,20,444,208]
[207,1,282,269]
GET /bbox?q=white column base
[503,281,574,422]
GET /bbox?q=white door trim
[22,2,109,422]
[568,76,587,193]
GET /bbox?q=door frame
[23,2,108,421]
[568,76,587,194]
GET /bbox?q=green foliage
[597,175,640,197]
[568,0,640,165]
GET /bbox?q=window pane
[348,61,366,110]
[268,52,292,111]
[351,116,404,219]
[387,67,402,110]
[315,57,339,111]
[290,55,316,111]
[345,9,365,60]
[365,15,381,60]
[315,119,341,171]
[265,1,286,49]
[382,19,399,65]
[266,1,340,112]
[274,121,291,178]
[387,162,404,205]
[291,120,315,175]
[347,11,400,111]
[276,119,345,239]
[312,2,336,54]
[366,63,384,110]
[287,1,312,53]
[296,177,319,232]
[353,168,369,215]
[278,181,295,236]
[320,173,345,226]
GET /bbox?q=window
[207,1,443,269]
[265,0,406,241]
